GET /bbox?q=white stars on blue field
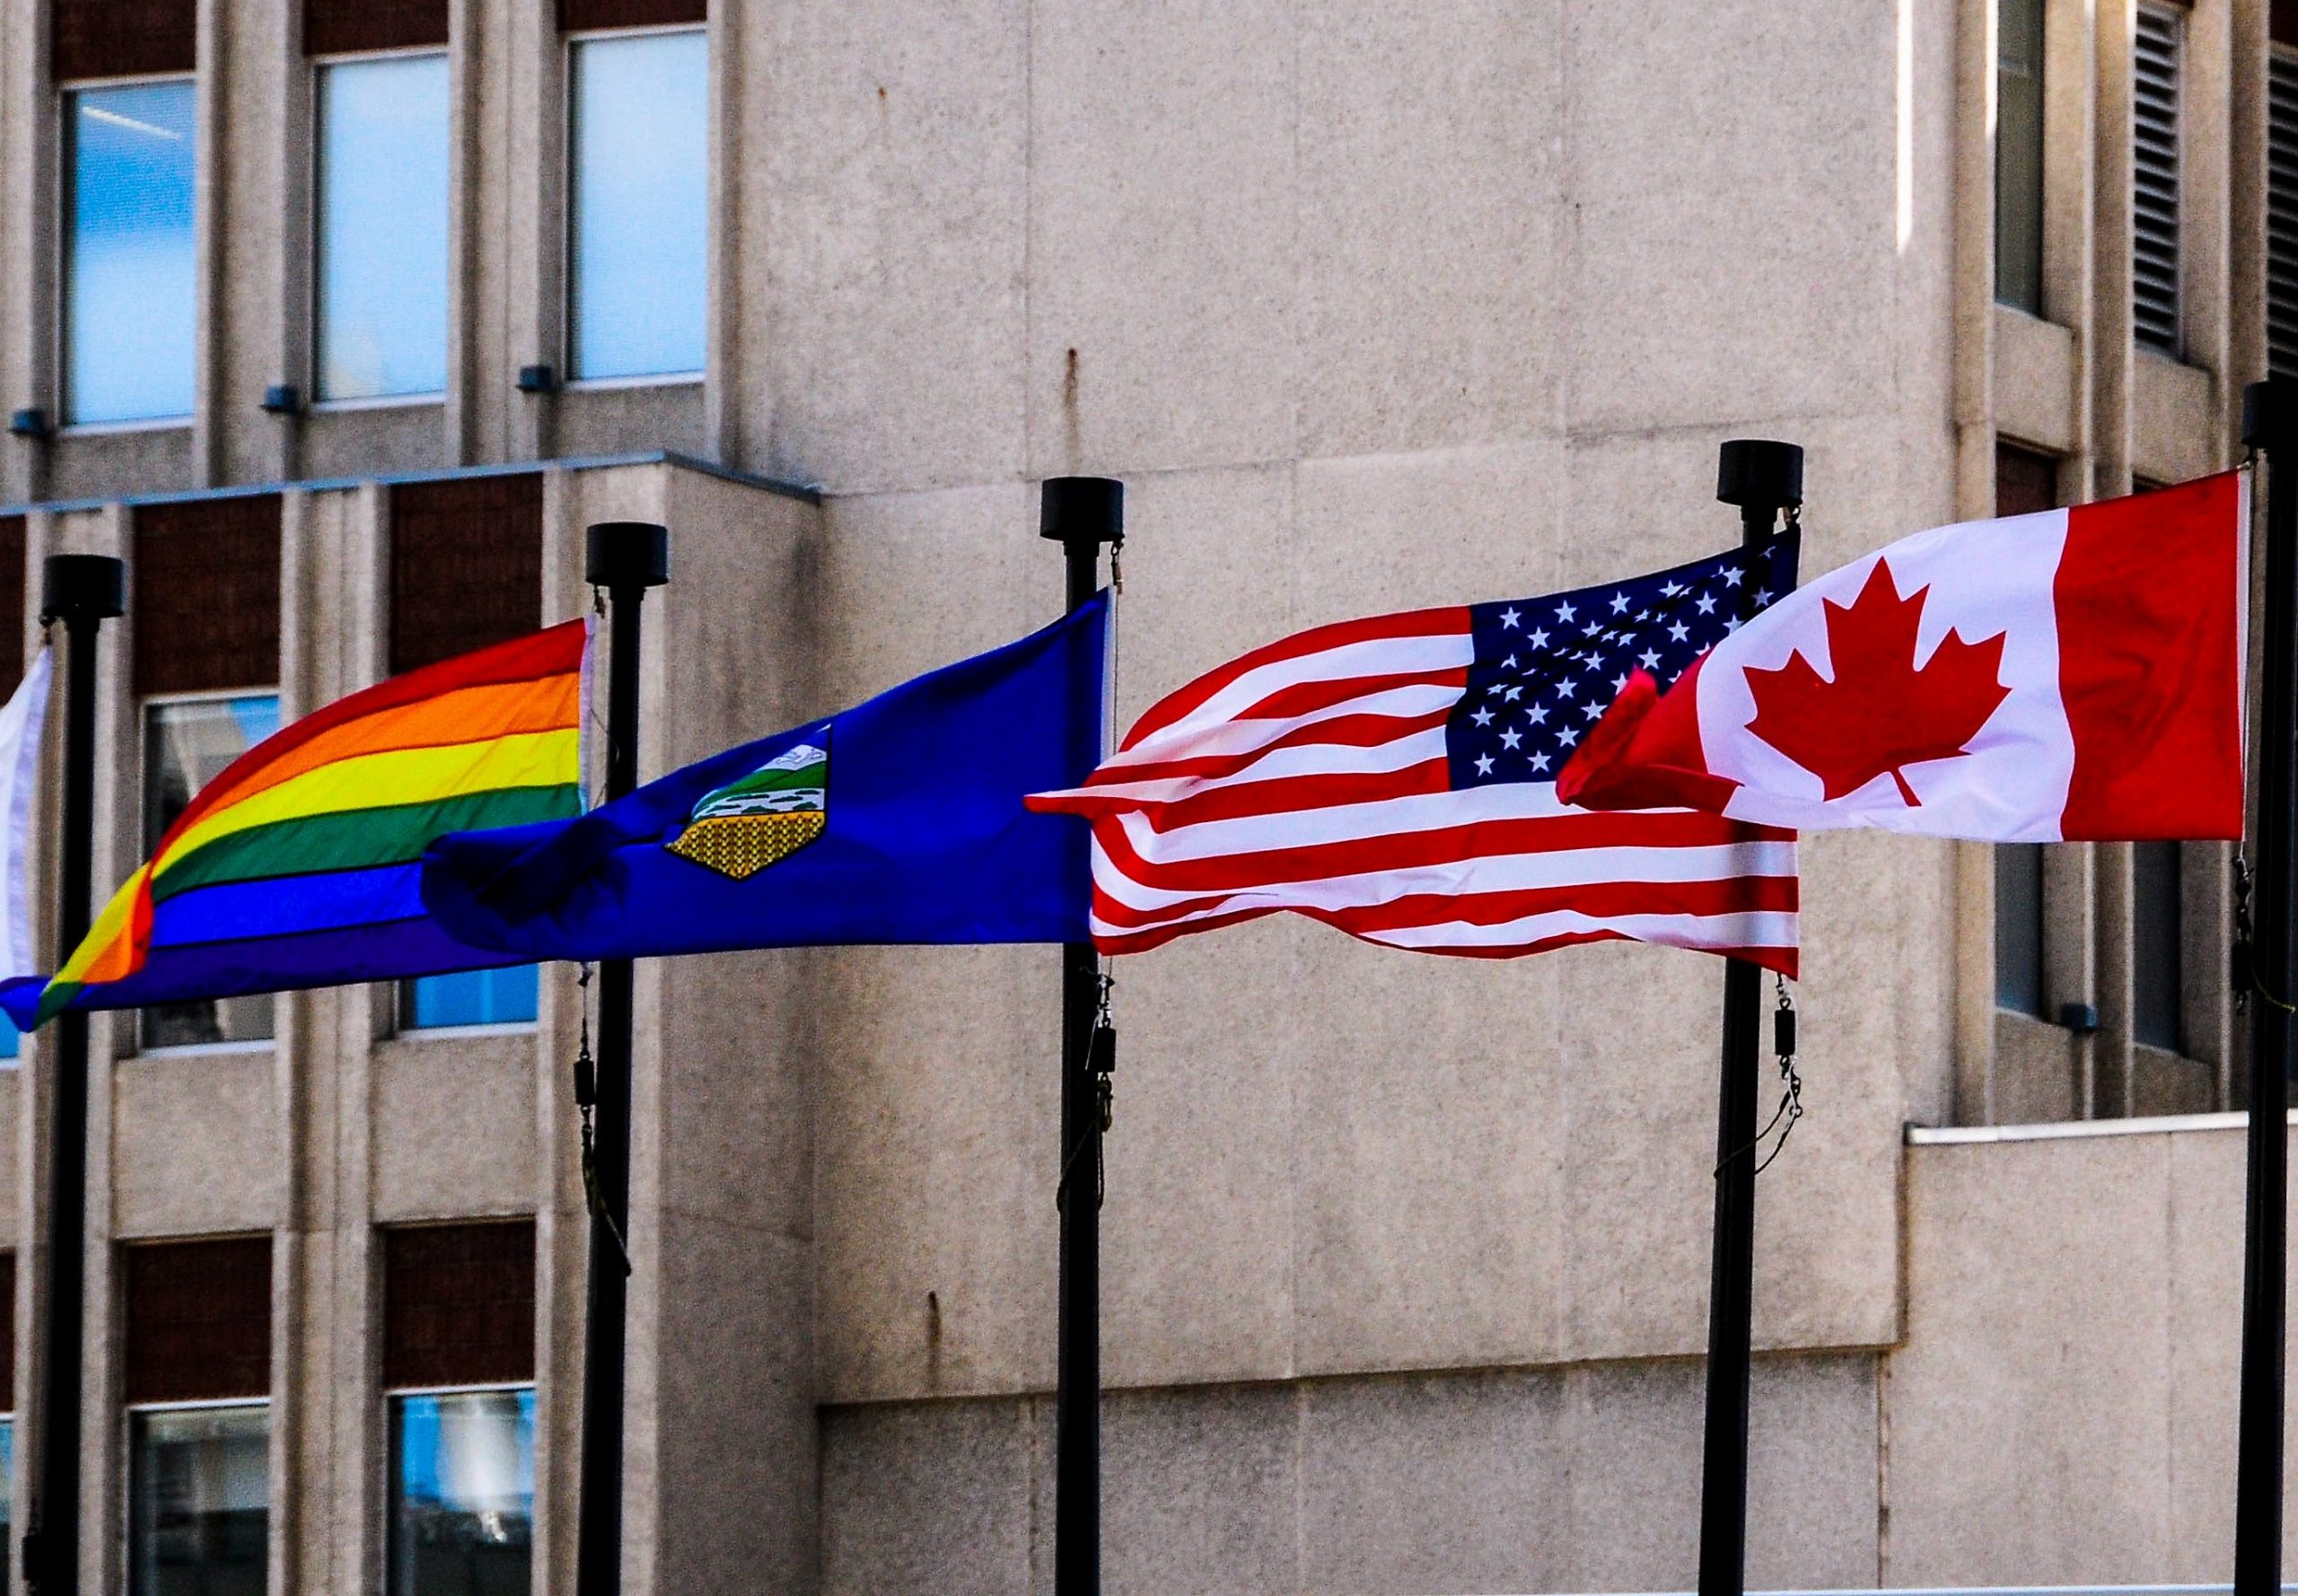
[1444,539,1799,791]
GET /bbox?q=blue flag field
[419,594,1110,959]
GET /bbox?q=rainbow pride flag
[13,620,588,1027]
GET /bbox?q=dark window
[0,1252,16,1406]
[1996,0,2046,312]
[134,497,282,697]
[1995,441,2058,518]
[388,475,544,675]
[303,0,446,54]
[1995,843,2048,1016]
[558,0,704,28]
[2132,3,2184,354]
[0,517,25,701]
[122,1236,272,1405]
[52,0,195,82]
[382,1222,536,1390]
[2133,841,2184,1051]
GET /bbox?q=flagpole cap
[584,522,670,590]
[2243,379,2298,452]
[1716,440,1805,511]
[1039,477,1124,547]
[39,553,125,624]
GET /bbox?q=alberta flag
[1559,472,2247,842]
[420,597,1109,959]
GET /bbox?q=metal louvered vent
[2270,48,2298,375]
[2132,4,2183,354]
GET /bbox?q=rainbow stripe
[24,620,588,1025]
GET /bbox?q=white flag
[0,651,53,982]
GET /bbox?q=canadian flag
[1557,471,2248,842]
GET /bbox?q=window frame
[55,70,200,434]
[136,687,285,1056]
[308,44,452,411]
[561,21,709,390]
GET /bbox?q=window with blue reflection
[317,54,450,401]
[402,966,539,1030]
[64,82,197,425]
[568,31,706,381]
[390,1389,535,1596]
[0,1009,21,1063]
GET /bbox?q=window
[62,80,196,425]
[1996,843,2048,1016]
[2270,39,2298,375]
[2133,841,2183,1051]
[567,29,706,381]
[0,1251,16,1522]
[142,697,282,1048]
[2132,2,2183,353]
[390,1390,536,1596]
[400,967,539,1030]
[129,1407,268,1596]
[1995,0,2046,312]
[123,1238,271,1596]
[384,1223,537,1596]
[316,54,450,401]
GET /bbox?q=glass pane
[2134,841,2183,1052]
[0,1417,13,1534]
[64,82,197,425]
[142,697,282,1049]
[401,966,539,1030]
[317,55,450,401]
[1995,842,2045,1016]
[1995,0,2046,312]
[390,1390,535,1596]
[128,1406,269,1596]
[568,31,707,381]
[0,1008,21,1063]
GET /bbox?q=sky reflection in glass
[569,31,707,381]
[65,82,196,425]
[318,55,450,401]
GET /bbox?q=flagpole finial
[1716,439,1804,512]
[2244,380,2298,453]
[38,554,123,627]
[1040,477,1124,550]
[583,522,670,591]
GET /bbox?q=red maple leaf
[1744,558,2011,806]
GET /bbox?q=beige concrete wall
[1887,1120,2288,1584]
[820,1355,1882,1596]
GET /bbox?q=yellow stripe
[153,727,582,879]
[57,864,152,987]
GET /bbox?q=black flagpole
[1697,439,1802,1596]
[2236,377,2293,1596]
[1040,477,1121,1596]
[26,554,123,1596]
[573,522,668,1596]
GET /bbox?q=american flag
[1027,540,1802,975]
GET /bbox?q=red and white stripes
[1028,605,1799,973]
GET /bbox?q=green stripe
[32,980,83,1028]
[151,785,583,905]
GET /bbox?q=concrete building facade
[0,0,2278,1592]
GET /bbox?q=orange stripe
[195,672,580,820]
